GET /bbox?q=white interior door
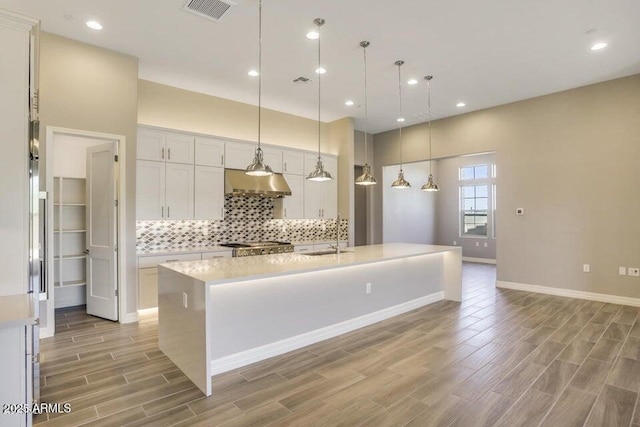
[86,143,118,321]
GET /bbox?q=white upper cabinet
[303,154,338,219]
[283,174,304,219]
[195,136,225,167]
[137,128,166,162]
[282,149,304,175]
[165,132,195,164]
[261,146,283,173]
[138,128,194,164]
[165,163,195,220]
[225,141,282,173]
[136,160,166,220]
[194,166,224,220]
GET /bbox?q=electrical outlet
[629,268,640,277]
[182,292,188,308]
[453,240,457,246]
[366,283,372,294]
[475,242,480,247]
[583,264,590,273]
[619,267,627,276]
[483,242,488,248]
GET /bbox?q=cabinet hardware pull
[221,155,224,166]
[220,207,223,218]
[168,148,171,160]
[161,206,164,218]
[167,206,170,218]
[166,259,179,263]
[284,208,287,217]
[161,147,165,159]
[284,162,287,172]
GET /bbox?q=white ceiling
[1,0,638,134]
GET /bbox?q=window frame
[458,163,496,239]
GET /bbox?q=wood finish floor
[35,263,640,426]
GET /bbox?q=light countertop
[137,240,348,256]
[160,243,460,285]
[0,294,37,329]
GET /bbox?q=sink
[301,249,353,256]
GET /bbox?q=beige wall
[39,33,139,316]
[373,74,640,299]
[138,80,332,153]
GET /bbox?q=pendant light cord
[363,44,368,164]
[428,79,432,174]
[397,62,403,171]
[317,21,322,160]
[257,0,262,150]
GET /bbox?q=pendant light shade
[391,60,410,189]
[307,18,333,182]
[421,75,440,192]
[355,41,377,186]
[245,0,273,177]
[391,169,411,189]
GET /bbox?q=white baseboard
[497,280,640,307]
[210,292,444,375]
[463,257,496,265]
[120,311,139,324]
[39,326,54,339]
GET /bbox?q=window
[460,164,489,181]
[461,185,488,236]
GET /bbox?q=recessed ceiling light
[456,102,466,108]
[315,67,326,74]
[397,117,405,122]
[407,79,418,85]
[345,100,354,106]
[306,31,319,40]
[86,20,103,30]
[248,70,259,77]
[591,42,607,51]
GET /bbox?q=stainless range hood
[224,169,292,198]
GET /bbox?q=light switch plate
[619,267,627,276]
[516,208,525,215]
[583,264,590,273]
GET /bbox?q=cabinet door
[283,174,304,219]
[137,128,166,161]
[166,132,195,164]
[261,146,282,173]
[283,150,304,175]
[195,136,225,167]
[138,267,158,309]
[165,163,194,219]
[136,160,166,220]
[303,180,322,219]
[201,250,233,260]
[224,141,254,170]
[194,166,224,220]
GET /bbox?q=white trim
[45,126,128,329]
[121,311,139,324]
[210,292,444,375]
[463,257,496,265]
[496,281,640,307]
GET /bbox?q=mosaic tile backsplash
[137,195,348,253]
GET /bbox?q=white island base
[158,243,462,396]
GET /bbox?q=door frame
[44,126,127,334]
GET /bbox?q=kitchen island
[158,243,462,396]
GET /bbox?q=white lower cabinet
[138,251,232,309]
[194,166,224,220]
[0,326,30,427]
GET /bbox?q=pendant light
[245,0,273,177]
[306,18,333,182]
[421,75,440,192]
[391,60,410,189]
[355,41,377,186]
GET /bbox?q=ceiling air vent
[414,110,441,120]
[293,76,312,83]
[181,0,235,22]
